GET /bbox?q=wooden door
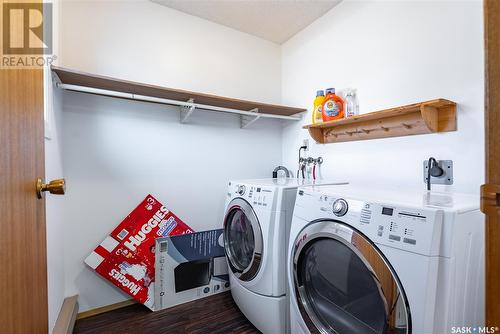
[0,34,48,334]
[483,0,500,327]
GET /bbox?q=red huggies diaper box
[84,194,194,310]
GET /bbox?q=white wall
[58,0,283,312]
[281,0,484,194]
[60,0,281,104]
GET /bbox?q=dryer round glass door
[223,198,263,281]
[292,220,410,334]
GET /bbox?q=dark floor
[73,292,260,334]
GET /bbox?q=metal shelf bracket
[240,108,260,129]
[180,98,195,123]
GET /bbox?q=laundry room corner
[281,0,484,194]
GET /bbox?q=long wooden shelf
[304,99,457,144]
[51,66,306,119]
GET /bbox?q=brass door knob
[36,178,66,199]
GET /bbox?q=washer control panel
[228,182,274,208]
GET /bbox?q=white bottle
[344,89,359,118]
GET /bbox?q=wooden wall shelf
[51,66,306,128]
[304,99,457,144]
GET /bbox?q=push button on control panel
[389,234,401,242]
[377,225,384,237]
[403,238,417,245]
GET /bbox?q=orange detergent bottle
[322,88,344,121]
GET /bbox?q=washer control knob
[332,199,348,216]
[237,185,246,196]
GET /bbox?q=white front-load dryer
[288,184,484,334]
[223,178,348,334]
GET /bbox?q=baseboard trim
[76,299,137,320]
[53,295,79,334]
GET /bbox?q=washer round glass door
[292,220,410,334]
[223,198,263,281]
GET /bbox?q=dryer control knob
[332,199,348,216]
[237,185,246,196]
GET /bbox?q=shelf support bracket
[240,108,260,129]
[180,98,195,124]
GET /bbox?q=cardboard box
[154,229,230,310]
[84,194,194,310]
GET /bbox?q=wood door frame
[483,0,500,327]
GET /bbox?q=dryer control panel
[358,202,443,256]
[309,193,444,256]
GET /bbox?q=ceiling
[151,0,341,44]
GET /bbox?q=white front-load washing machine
[288,184,484,334]
[223,178,348,334]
